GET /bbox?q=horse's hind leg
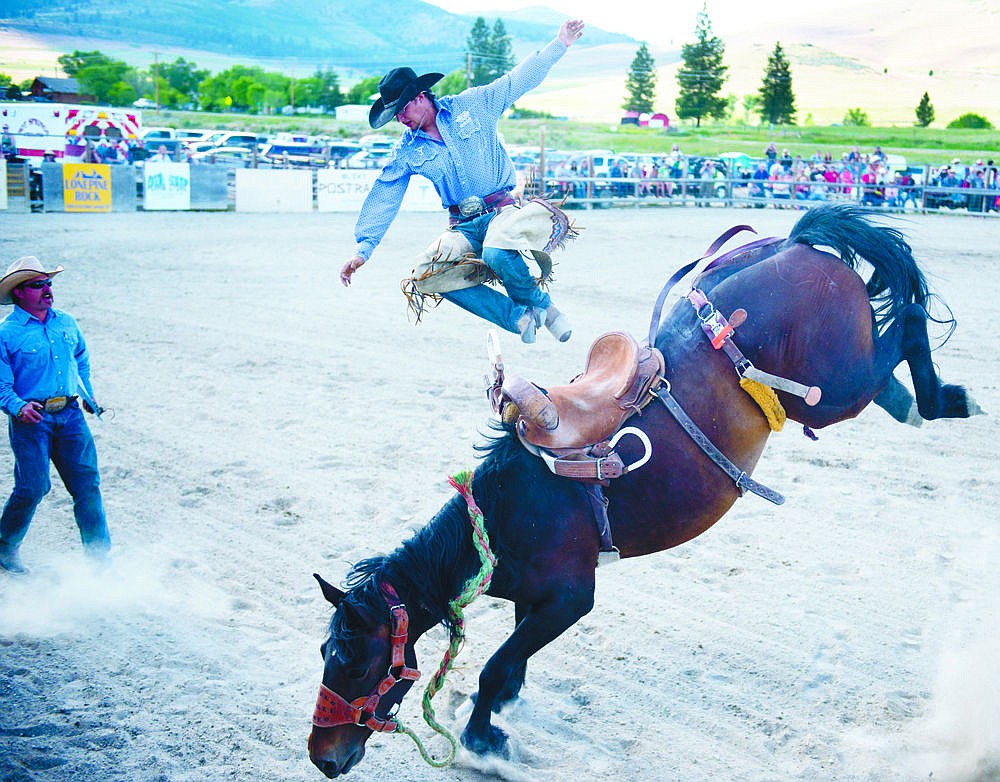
[461,588,595,757]
[897,303,981,419]
[873,375,922,426]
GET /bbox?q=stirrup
[597,548,620,567]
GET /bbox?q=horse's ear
[313,573,346,606]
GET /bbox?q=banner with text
[144,162,192,210]
[316,169,377,212]
[63,163,112,213]
[316,170,441,213]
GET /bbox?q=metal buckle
[43,396,69,413]
[458,195,486,217]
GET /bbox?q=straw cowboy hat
[369,67,443,129]
[0,256,64,305]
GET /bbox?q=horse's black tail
[787,203,935,333]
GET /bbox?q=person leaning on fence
[339,19,585,344]
[0,257,110,575]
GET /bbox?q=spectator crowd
[543,142,999,214]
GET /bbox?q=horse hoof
[966,395,985,417]
[461,725,510,759]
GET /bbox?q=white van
[567,149,616,176]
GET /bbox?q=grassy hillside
[1,0,997,128]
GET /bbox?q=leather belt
[448,189,515,221]
[28,395,78,413]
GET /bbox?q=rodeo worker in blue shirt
[340,18,585,344]
[0,256,110,575]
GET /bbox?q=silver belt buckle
[43,396,69,413]
[458,195,486,218]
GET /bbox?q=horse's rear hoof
[461,724,510,759]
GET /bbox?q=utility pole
[153,51,159,115]
[466,52,472,90]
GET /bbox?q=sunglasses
[20,279,53,290]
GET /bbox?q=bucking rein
[315,225,822,766]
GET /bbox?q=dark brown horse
[308,205,978,777]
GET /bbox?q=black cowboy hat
[369,67,443,129]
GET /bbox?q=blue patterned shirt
[0,306,95,417]
[353,37,569,261]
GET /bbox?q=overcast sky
[422,0,862,48]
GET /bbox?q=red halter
[312,582,421,733]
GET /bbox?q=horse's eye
[346,665,368,680]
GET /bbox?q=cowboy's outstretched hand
[340,255,366,287]
[558,19,585,46]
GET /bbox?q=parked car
[174,128,213,142]
[260,142,329,168]
[198,131,261,150]
[191,146,256,168]
[327,142,363,167]
[142,127,175,141]
[345,148,393,169]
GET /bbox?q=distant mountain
[0,0,633,76]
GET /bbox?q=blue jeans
[441,212,552,334]
[0,403,110,554]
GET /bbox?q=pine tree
[915,91,935,127]
[757,42,796,125]
[467,17,492,87]
[489,19,515,82]
[675,7,728,127]
[622,42,656,113]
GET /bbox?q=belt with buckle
[29,396,78,413]
[448,189,515,221]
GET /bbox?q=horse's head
[308,573,421,778]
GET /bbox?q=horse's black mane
[329,423,522,666]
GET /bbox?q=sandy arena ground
[0,206,998,782]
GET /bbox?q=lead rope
[396,469,497,767]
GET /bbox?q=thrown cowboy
[340,18,585,344]
[0,256,110,574]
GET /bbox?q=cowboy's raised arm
[474,19,585,118]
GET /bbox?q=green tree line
[620,6,991,130]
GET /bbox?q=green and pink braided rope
[396,469,497,767]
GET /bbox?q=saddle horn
[501,376,559,431]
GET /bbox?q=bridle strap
[312,581,421,732]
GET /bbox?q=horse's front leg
[461,589,595,757]
[475,602,529,713]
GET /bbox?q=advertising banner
[62,163,112,212]
[144,162,192,210]
[316,169,378,212]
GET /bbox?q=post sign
[62,163,112,212]
[316,169,378,212]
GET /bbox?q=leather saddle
[501,331,665,452]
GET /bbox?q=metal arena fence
[4,160,998,217]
